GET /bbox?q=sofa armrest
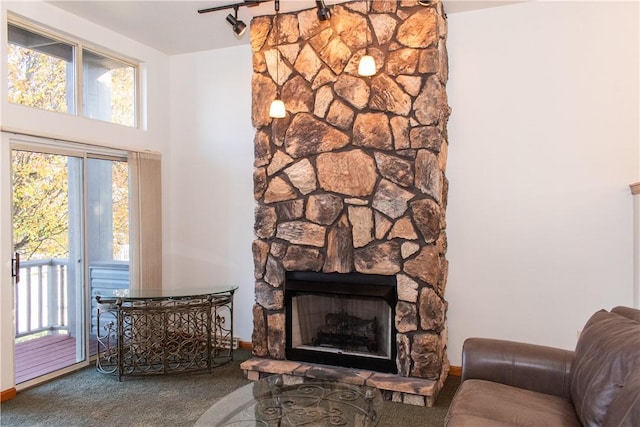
[461,338,574,399]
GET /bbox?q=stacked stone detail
[251,0,450,381]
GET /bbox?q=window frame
[7,15,140,128]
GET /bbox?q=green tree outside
[12,151,70,259]
[7,44,70,113]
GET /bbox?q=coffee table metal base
[195,375,382,426]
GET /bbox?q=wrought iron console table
[95,286,237,380]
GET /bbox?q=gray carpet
[0,350,459,426]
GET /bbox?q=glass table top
[95,286,238,301]
[195,374,382,426]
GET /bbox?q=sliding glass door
[12,150,84,383]
[12,143,128,384]
[86,157,130,353]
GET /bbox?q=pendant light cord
[275,0,280,96]
[365,0,370,54]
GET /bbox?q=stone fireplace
[245,0,450,406]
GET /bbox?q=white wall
[0,1,171,393]
[168,46,256,341]
[445,0,639,365]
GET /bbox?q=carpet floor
[1,349,460,426]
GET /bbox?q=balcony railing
[15,259,68,338]
[15,259,129,340]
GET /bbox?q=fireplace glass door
[291,293,392,359]
[285,272,397,373]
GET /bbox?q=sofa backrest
[571,308,640,427]
[611,305,640,322]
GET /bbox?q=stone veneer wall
[250,0,450,381]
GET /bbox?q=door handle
[12,252,20,283]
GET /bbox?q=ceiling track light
[199,0,331,38]
[226,6,247,36]
[316,0,331,21]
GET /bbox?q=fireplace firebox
[285,271,398,374]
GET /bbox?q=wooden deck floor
[15,334,98,384]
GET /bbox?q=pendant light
[358,54,376,77]
[358,0,376,77]
[269,0,286,118]
[269,99,286,119]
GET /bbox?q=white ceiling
[46,0,521,55]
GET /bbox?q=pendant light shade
[269,99,286,118]
[358,54,376,77]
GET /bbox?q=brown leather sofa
[445,306,640,426]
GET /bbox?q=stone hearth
[240,358,445,407]
[249,0,451,406]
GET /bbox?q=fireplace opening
[285,271,398,374]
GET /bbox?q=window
[7,24,76,114]
[82,50,136,127]
[7,20,138,127]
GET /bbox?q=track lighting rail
[198,0,333,38]
[197,0,271,15]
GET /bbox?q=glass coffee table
[195,374,382,426]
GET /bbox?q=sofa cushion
[444,379,581,427]
[601,363,640,427]
[571,310,640,427]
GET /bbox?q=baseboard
[1,387,17,402]
[238,340,253,350]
